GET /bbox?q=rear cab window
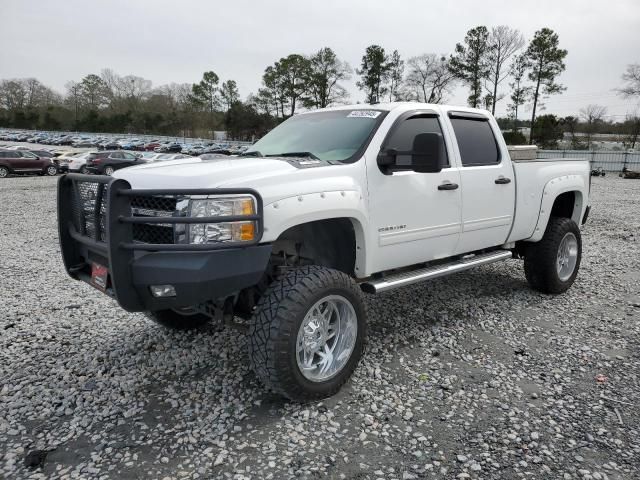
[449,112,500,166]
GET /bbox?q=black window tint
[384,116,448,168]
[0,152,7,158]
[450,118,500,166]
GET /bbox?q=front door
[447,113,516,254]
[367,112,462,273]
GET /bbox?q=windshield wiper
[267,151,319,160]
[240,150,263,157]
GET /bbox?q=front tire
[45,165,58,176]
[145,308,211,330]
[104,166,115,176]
[524,217,582,294]
[249,266,366,401]
[80,166,89,174]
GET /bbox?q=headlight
[186,196,257,244]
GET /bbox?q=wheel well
[550,191,576,219]
[271,218,357,275]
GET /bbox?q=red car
[0,149,58,178]
[144,141,162,151]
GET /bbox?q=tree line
[0,28,638,147]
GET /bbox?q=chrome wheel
[104,166,114,175]
[556,232,578,281]
[296,295,358,382]
[46,166,58,176]
[0,167,8,178]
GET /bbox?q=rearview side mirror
[411,132,442,173]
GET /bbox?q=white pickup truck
[58,102,591,400]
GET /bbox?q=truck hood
[112,156,363,204]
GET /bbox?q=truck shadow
[35,265,537,473]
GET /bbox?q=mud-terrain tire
[249,266,366,401]
[146,308,211,330]
[524,217,582,294]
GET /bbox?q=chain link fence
[537,150,640,172]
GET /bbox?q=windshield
[245,109,385,162]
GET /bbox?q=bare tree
[405,54,456,103]
[0,80,27,111]
[485,26,525,115]
[64,81,82,128]
[385,50,404,101]
[617,63,640,98]
[623,111,640,149]
[579,104,607,149]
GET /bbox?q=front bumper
[58,174,269,312]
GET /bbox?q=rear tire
[146,308,211,330]
[0,166,9,178]
[248,266,367,401]
[80,166,89,174]
[104,166,115,175]
[524,217,582,294]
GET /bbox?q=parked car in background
[72,139,97,148]
[56,152,81,171]
[144,141,162,151]
[147,153,191,162]
[27,149,68,172]
[155,142,182,153]
[67,152,95,173]
[99,140,121,150]
[84,151,146,175]
[138,152,164,162]
[0,149,59,177]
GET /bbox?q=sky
[1,0,639,120]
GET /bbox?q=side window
[450,118,500,166]
[109,152,123,159]
[122,152,136,160]
[383,115,448,169]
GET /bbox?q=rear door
[446,112,515,254]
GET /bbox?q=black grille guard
[57,173,264,310]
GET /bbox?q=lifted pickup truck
[58,103,591,400]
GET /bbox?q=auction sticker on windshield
[347,110,381,118]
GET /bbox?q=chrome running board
[361,250,513,294]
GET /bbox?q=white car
[67,152,95,173]
[151,153,191,162]
[58,102,591,401]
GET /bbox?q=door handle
[438,182,459,191]
[495,177,512,184]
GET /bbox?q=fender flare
[261,190,369,277]
[527,174,587,242]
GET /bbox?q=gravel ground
[1,175,639,480]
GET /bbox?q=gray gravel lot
[1,175,639,480]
